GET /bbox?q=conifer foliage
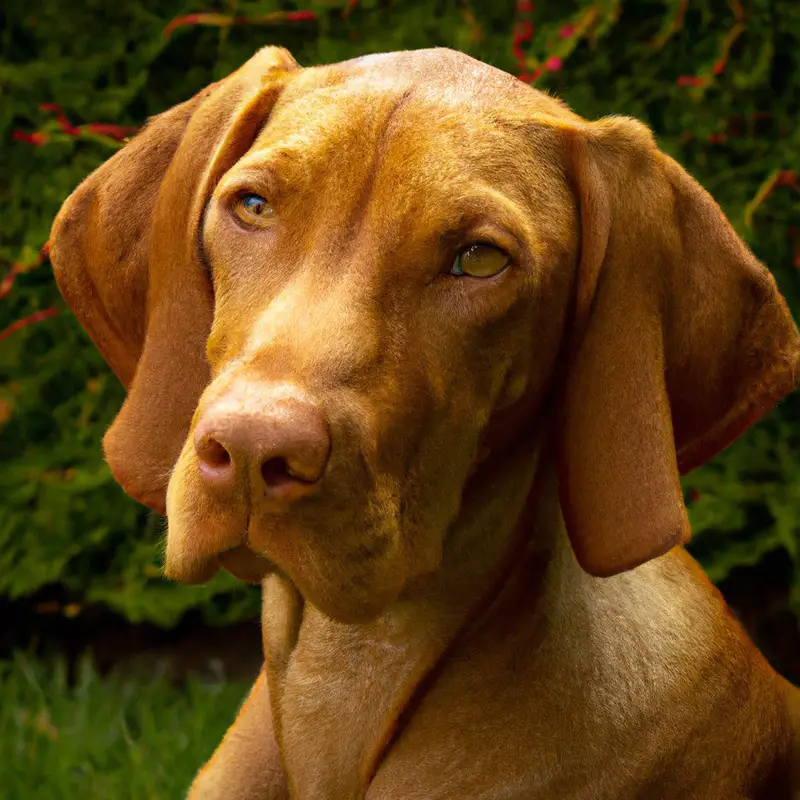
[2,0,798,627]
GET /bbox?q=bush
[2,0,798,627]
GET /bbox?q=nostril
[197,436,232,470]
[261,456,301,487]
[195,398,330,498]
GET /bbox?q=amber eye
[231,193,274,227]
[450,243,510,278]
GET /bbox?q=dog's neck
[261,424,554,798]
[258,426,790,798]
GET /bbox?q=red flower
[677,75,707,87]
[286,10,316,22]
[13,130,49,145]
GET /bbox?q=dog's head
[51,47,799,623]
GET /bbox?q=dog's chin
[260,545,406,625]
[219,546,403,625]
[308,581,405,625]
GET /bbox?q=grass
[1,652,250,799]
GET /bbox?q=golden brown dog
[51,46,800,799]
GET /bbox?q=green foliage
[1,652,248,798]
[1,0,799,626]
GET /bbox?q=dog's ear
[555,116,800,577]
[50,46,298,512]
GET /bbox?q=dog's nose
[193,399,331,502]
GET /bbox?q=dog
[50,46,800,799]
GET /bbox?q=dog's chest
[364,685,758,800]
[363,560,779,800]
[267,593,476,799]
[266,550,786,800]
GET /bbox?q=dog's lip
[218,544,273,584]
[165,554,222,585]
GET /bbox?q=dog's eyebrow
[214,161,287,206]
[435,194,530,254]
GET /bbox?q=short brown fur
[50,47,800,799]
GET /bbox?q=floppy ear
[50,46,298,512]
[555,116,800,577]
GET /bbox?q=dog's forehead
[225,48,578,251]
[247,48,576,196]
[269,47,571,128]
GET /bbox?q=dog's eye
[450,244,510,278]
[231,193,274,227]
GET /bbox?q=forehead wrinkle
[252,89,362,186]
[242,83,420,252]
[342,86,417,246]
[364,106,516,237]
[376,99,576,256]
